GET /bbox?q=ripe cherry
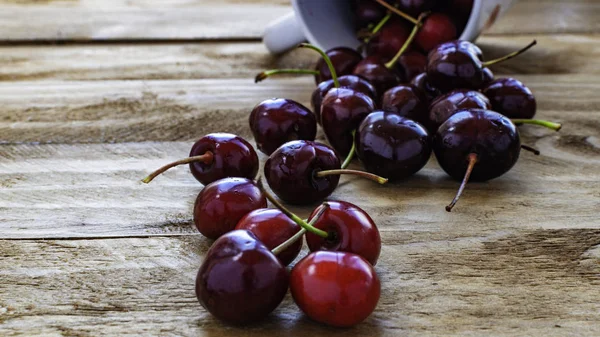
[193,177,267,239]
[235,208,302,266]
[427,89,491,132]
[290,251,380,327]
[415,13,457,52]
[195,230,288,325]
[353,0,387,29]
[433,109,521,212]
[410,72,442,103]
[141,133,258,185]
[381,84,428,125]
[365,19,411,62]
[396,50,427,81]
[394,0,437,16]
[314,47,363,84]
[306,201,381,265]
[264,141,387,205]
[249,98,317,155]
[356,111,432,181]
[482,77,536,119]
[311,75,377,125]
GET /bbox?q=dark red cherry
[381,84,428,125]
[433,109,521,211]
[396,50,427,81]
[311,75,377,124]
[306,201,381,265]
[290,251,380,327]
[264,141,341,205]
[365,19,410,62]
[249,98,317,155]
[321,88,376,156]
[235,208,302,266]
[482,78,537,119]
[196,230,288,325]
[193,178,267,239]
[482,67,494,86]
[355,111,431,181]
[426,40,485,92]
[353,0,387,29]
[315,47,363,84]
[142,133,259,186]
[410,72,442,103]
[353,58,401,101]
[394,0,437,16]
[428,89,491,132]
[415,13,457,52]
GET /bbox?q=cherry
[321,87,376,156]
[235,208,302,266]
[314,47,363,84]
[290,251,380,327]
[427,89,491,132]
[381,84,428,125]
[482,67,494,86]
[365,19,411,62]
[396,50,427,81]
[264,141,387,205]
[311,75,377,125]
[356,111,431,181]
[193,177,267,239]
[353,0,387,29]
[394,0,437,16]
[482,77,536,119]
[141,133,258,185]
[195,229,288,325]
[410,72,442,102]
[249,98,317,155]
[415,13,457,52]
[427,40,537,92]
[433,109,521,212]
[306,201,381,265]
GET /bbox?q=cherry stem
[482,40,537,67]
[341,131,357,169]
[446,153,478,212]
[141,152,214,184]
[257,178,329,238]
[511,119,562,131]
[385,12,428,69]
[374,0,419,25]
[364,12,392,42]
[271,203,329,256]
[316,169,388,185]
[521,144,541,155]
[298,43,339,88]
[254,69,319,83]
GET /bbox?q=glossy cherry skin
[394,0,437,16]
[416,13,458,52]
[428,89,491,132]
[433,109,521,181]
[249,98,317,155]
[235,208,302,266]
[264,140,341,205]
[426,40,485,92]
[482,78,537,119]
[193,178,267,239]
[366,20,410,62]
[315,47,363,84]
[321,88,376,156]
[355,111,431,181]
[411,72,442,103]
[189,133,259,185]
[396,50,427,81]
[381,85,428,125]
[306,201,381,265]
[311,75,377,124]
[196,230,288,325]
[482,67,494,86]
[290,251,380,328]
[353,0,387,29]
[353,59,401,102]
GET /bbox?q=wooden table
[1,1,599,336]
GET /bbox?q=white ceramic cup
[264,0,517,54]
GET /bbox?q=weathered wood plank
[0,0,597,41]
[0,233,598,336]
[0,35,599,82]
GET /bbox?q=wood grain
[0,0,598,42]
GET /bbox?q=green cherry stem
[482,40,537,67]
[373,0,419,25]
[141,152,214,184]
[512,119,562,131]
[446,153,478,212]
[255,69,319,83]
[384,12,428,69]
[364,12,392,43]
[257,177,329,238]
[298,43,340,88]
[340,131,357,169]
[271,203,329,256]
[316,169,388,185]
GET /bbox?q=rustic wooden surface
[1,0,599,336]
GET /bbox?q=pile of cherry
[141,0,562,328]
